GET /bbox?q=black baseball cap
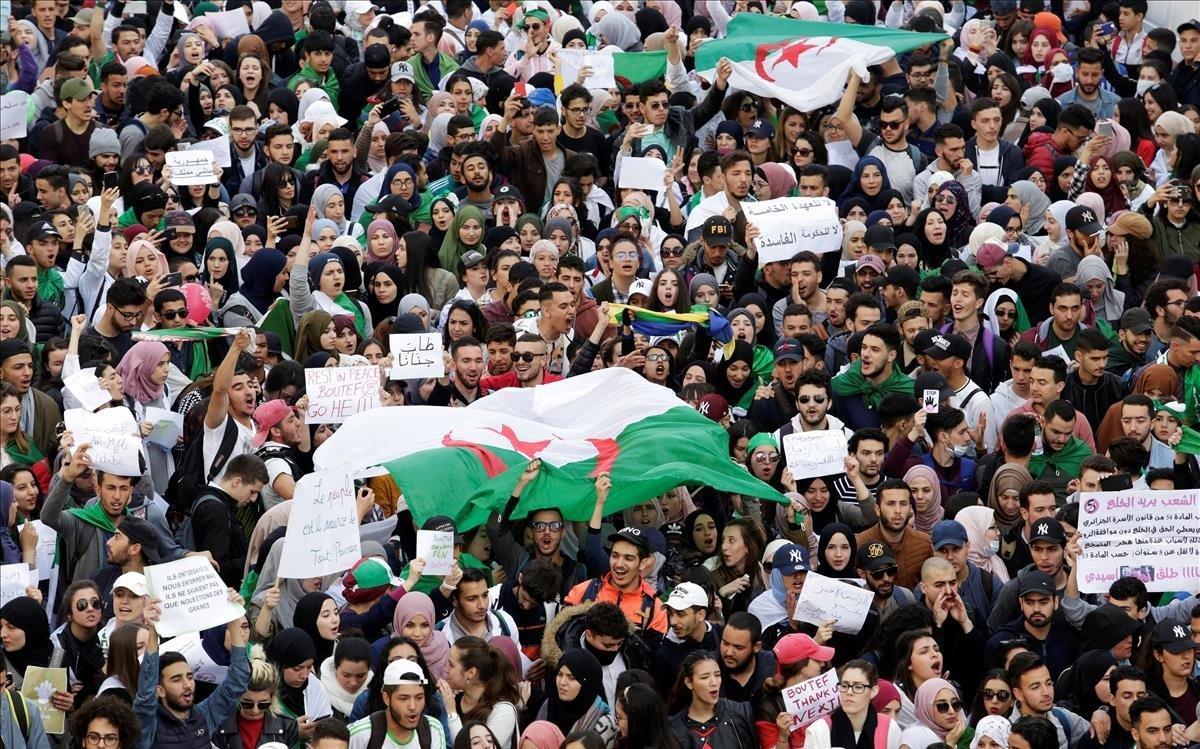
[25,220,61,243]
[1178,18,1200,34]
[1066,205,1102,235]
[1017,570,1056,598]
[608,526,650,552]
[864,224,897,251]
[922,333,971,361]
[1151,620,1198,654]
[914,371,955,402]
[773,338,804,363]
[422,515,462,543]
[702,216,733,245]
[882,265,920,295]
[1028,517,1066,545]
[364,44,391,69]
[365,194,411,214]
[494,184,524,204]
[1119,308,1153,334]
[115,515,161,563]
[856,540,896,572]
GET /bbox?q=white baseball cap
[383,659,428,686]
[629,279,653,298]
[113,572,148,597]
[665,582,708,611]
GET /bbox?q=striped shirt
[348,715,446,749]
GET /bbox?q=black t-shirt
[558,127,611,178]
[426,379,476,407]
[84,324,133,359]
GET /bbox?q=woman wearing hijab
[364,263,405,324]
[982,289,1030,347]
[116,340,175,493]
[987,464,1032,535]
[934,181,976,248]
[0,597,55,689]
[293,310,337,364]
[221,249,287,328]
[1075,256,1126,327]
[902,465,944,534]
[248,533,344,640]
[267,87,301,126]
[957,506,1010,584]
[293,591,340,669]
[312,184,350,236]
[971,715,1011,749]
[840,156,892,205]
[264,627,334,722]
[1057,650,1118,718]
[813,523,858,579]
[1096,364,1180,451]
[714,340,759,414]
[293,240,373,338]
[0,482,25,564]
[437,206,487,272]
[900,678,969,749]
[591,10,642,51]
[1009,181,1051,234]
[913,208,953,270]
[538,649,617,739]
[391,592,450,680]
[1034,200,1076,263]
[757,163,798,201]
[201,237,243,311]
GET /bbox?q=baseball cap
[922,333,971,361]
[71,8,95,26]
[696,393,730,423]
[494,184,525,204]
[115,516,161,563]
[608,526,650,552]
[914,372,955,402]
[665,581,708,611]
[629,279,653,298]
[931,520,969,550]
[864,224,897,251]
[390,60,416,83]
[383,659,429,686]
[365,194,411,215]
[252,399,292,448]
[1178,18,1200,34]
[702,216,733,245]
[1017,570,1056,598]
[883,265,920,294]
[202,118,231,138]
[855,254,885,274]
[460,250,487,270]
[773,338,804,363]
[1119,308,1153,334]
[991,0,1017,16]
[641,527,666,556]
[1033,12,1067,43]
[975,239,1017,270]
[774,633,834,666]
[1028,517,1066,545]
[856,540,896,572]
[230,194,258,213]
[422,515,462,543]
[1066,205,1102,236]
[60,77,96,102]
[113,571,148,596]
[343,556,402,594]
[364,44,391,70]
[165,211,195,232]
[746,119,775,139]
[26,220,61,243]
[1151,620,1198,654]
[772,543,810,575]
[662,521,685,541]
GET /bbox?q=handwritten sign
[144,555,245,637]
[144,407,184,448]
[31,521,56,582]
[618,156,668,192]
[743,197,843,262]
[0,563,29,605]
[63,407,142,476]
[416,530,455,576]
[63,369,111,411]
[204,8,251,38]
[1076,490,1200,594]
[21,666,67,734]
[305,366,381,424]
[783,431,847,480]
[390,334,444,379]
[187,134,232,168]
[793,570,875,634]
[277,469,361,577]
[557,48,618,89]
[165,150,217,186]
[782,668,841,728]
[0,91,29,140]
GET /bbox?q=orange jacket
[564,574,668,635]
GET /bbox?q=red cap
[774,633,835,667]
[252,399,292,448]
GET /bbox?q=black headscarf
[814,522,858,578]
[0,598,54,678]
[266,87,300,126]
[202,238,241,297]
[330,247,363,296]
[914,208,952,270]
[364,262,405,324]
[293,592,337,668]
[714,340,756,407]
[736,292,776,347]
[798,475,843,535]
[634,8,668,39]
[1060,650,1118,716]
[238,248,287,314]
[546,649,605,734]
[265,627,317,717]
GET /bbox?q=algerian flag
[695,15,947,113]
[314,368,785,529]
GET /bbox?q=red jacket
[478,370,563,395]
[1022,131,1067,183]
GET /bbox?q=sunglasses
[797,394,827,405]
[994,309,1016,319]
[510,351,544,362]
[530,520,564,532]
[1168,197,1193,205]
[160,308,190,321]
[526,22,543,30]
[233,207,257,217]
[753,453,780,464]
[647,101,668,110]
[133,165,153,175]
[661,246,683,257]
[239,700,272,711]
[75,597,102,612]
[279,177,295,187]
[880,120,905,131]
[793,148,813,157]
[983,689,1011,701]
[868,566,898,580]
[934,194,957,204]
[739,102,759,112]
[934,699,963,714]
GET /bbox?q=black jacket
[966,137,1026,204]
[23,295,66,344]
[670,699,756,749]
[300,161,371,206]
[190,487,248,590]
[211,710,299,749]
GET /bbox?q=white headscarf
[971,716,1012,749]
[982,288,1020,338]
[1075,255,1126,324]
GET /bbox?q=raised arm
[205,329,252,430]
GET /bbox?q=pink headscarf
[1075,192,1107,227]
[518,722,566,749]
[116,340,170,404]
[365,220,399,264]
[758,163,797,199]
[914,678,966,738]
[393,592,449,679]
[126,239,169,279]
[956,506,1011,584]
[903,464,944,533]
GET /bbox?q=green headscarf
[514,213,543,244]
[831,360,914,410]
[746,433,778,455]
[0,301,30,343]
[437,205,486,271]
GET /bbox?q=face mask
[1136,78,1156,96]
[950,443,971,458]
[596,109,620,134]
[717,146,734,156]
[1051,62,1074,83]
[987,539,1001,556]
[584,637,621,666]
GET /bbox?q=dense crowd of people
[1,0,1200,748]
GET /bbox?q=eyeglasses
[838,682,871,694]
[233,207,257,217]
[614,251,638,261]
[75,597,102,612]
[566,106,589,115]
[530,520,564,532]
[934,194,957,204]
[753,453,780,464]
[231,126,257,135]
[934,699,963,714]
[160,308,189,321]
[1168,197,1193,205]
[661,246,683,257]
[646,353,669,362]
[797,394,827,405]
[84,733,120,748]
[116,308,145,322]
[510,351,545,362]
[880,120,905,131]
[239,700,272,711]
[983,689,1011,701]
[868,566,898,580]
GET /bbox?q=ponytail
[452,636,520,721]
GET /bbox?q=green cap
[59,77,96,102]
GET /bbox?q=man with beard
[0,339,61,459]
[94,515,160,603]
[136,601,253,749]
[428,337,485,406]
[479,334,561,393]
[487,557,561,668]
[857,540,918,622]
[1009,652,1091,749]
[826,294,883,377]
[1128,697,1176,749]
[719,611,777,706]
[484,323,516,376]
[685,149,752,246]
[748,339,808,433]
[1057,47,1121,118]
[514,283,576,377]
[855,480,933,590]
[1108,309,1153,382]
[202,330,258,482]
[300,128,370,204]
[458,152,495,217]
[349,659,446,748]
[652,583,723,693]
[986,571,1081,679]
[84,277,147,359]
[831,322,914,432]
[771,252,825,335]
[833,429,889,506]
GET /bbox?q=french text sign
[793,570,875,634]
[305,366,381,424]
[0,563,30,605]
[278,469,361,577]
[416,530,455,576]
[783,431,848,480]
[782,668,840,727]
[145,556,245,637]
[1077,490,1200,594]
[165,150,217,186]
[21,666,67,734]
[743,197,843,262]
[390,333,445,379]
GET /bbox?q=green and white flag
[314,368,785,529]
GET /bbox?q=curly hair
[69,695,140,749]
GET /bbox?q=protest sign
[204,8,251,38]
[166,150,217,186]
[783,431,848,480]
[21,667,67,734]
[0,91,29,140]
[63,407,142,475]
[742,198,842,262]
[31,521,57,582]
[86,434,143,476]
[63,369,112,411]
[145,555,245,637]
[187,134,233,168]
[782,669,840,727]
[416,530,455,576]
[557,48,618,89]
[0,563,29,605]
[305,366,381,424]
[618,157,668,192]
[1076,490,1200,594]
[144,407,184,448]
[390,334,444,379]
[277,469,361,577]
[794,571,875,634]
[922,389,940,414]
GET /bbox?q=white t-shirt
[976,144,1001,187]
[951,377,998,452]
[348,715,447,749]
[202,413,254,484]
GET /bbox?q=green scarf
[1183,365,1200,427]
[36,267,65,308]
[831,361,914,410]
[332,292,369,338]
[3,437,42,466]
[1027,436,1091,479]
[54,504,121,566]
[401,551,491,594]
[288,65,340,109]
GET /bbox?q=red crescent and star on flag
[755,37,840,82]
[442,425,620,479]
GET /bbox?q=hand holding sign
[165,150,217,186]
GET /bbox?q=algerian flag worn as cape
[694,15,948,113]
[314,369,786,530]
[832,361,914,410]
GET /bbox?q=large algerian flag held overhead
[314,369,785,530]
[695,14,948,113]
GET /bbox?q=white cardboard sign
[782,668,841,728]
[277,469,361,578]
[1076,490,1200,594]
[389,334,444,379]
[305,366,381,424]
[145,556,245,637]
[205,8,251,38]
[31,521,57,582]
[743,197,843,261]
[557,48,618,88]
[0,91,29,140]
[618,156,668,192]
[144,407,184,448]
[415,530,455,576]
[793,570,875,634]
[783,431,847,480]
[165,150,217,186]
[0,563,30,605]
[187,134,233,168]
[64,408,142,476]
[63,369,112,412]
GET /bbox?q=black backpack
[365,710,432,749]
[165,417,238,514]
